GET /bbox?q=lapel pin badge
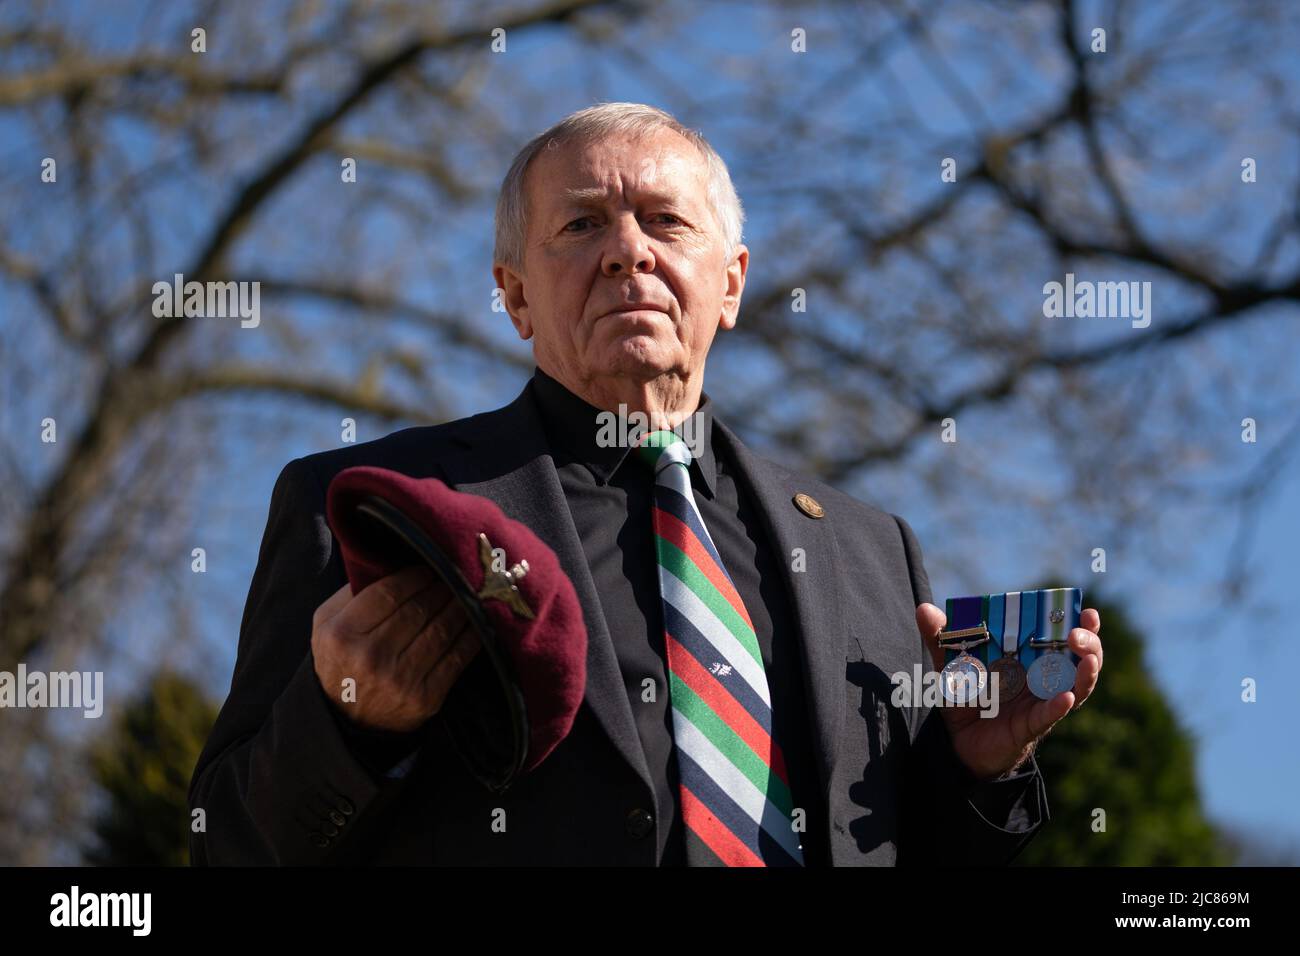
[793,493,825,518]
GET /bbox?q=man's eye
[654,213,683,225]
[563,217,595,232]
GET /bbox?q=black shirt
[528,366,824,866]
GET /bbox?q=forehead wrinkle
[559,185,612,205]
[555,180,691,212]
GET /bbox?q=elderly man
[189,102,1103,866]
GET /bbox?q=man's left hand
[915,603,1103,782]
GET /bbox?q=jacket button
[329,810,346,827]
[625,808,653,839]
[321,822,339,837]
[337,798,355,815]
[310,832,330,848]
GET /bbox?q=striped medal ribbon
[635,429,804,866]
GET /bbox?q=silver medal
[941,653,986,705]
[1027,648,1076,700]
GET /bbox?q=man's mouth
[602,306,669,320]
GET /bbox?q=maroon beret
[324,465,587,792]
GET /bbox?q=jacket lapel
[437,384,656,801]
[711,417,849,805]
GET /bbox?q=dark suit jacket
[188,379,1048,865]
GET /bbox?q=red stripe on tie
[680,786,764,867]
[653,506,754,632]
[666,632,792,788]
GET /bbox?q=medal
[1025,588,1081,699]
[941,652,986,704]
[1026,643,1076,699]
[987,590,1026,702]
[989,655,1026,701]
[937,624,989,705]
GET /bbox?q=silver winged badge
[475,532,536,620]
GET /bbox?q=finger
[1069,626,1103,671]
[1081,607,1101,634]
[1024,689,1073,739]
[314,581,355,629]
[421,624,483,711]
[347,565,441,633]
[386,587,458,662]
[915,603,947,672]
[1072,652,1100,704]
[369,581,453,657]
[397,592,469,667]
[1069,626,1102,657]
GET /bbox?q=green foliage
[85,670,218,866]
[1015,592,1231,866]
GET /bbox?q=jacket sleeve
[891,513,1049,866]
[187,457,422,865]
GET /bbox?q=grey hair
[493,102,744,271]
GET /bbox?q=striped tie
[635,429,805,867]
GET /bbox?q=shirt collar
[529,365,717,498]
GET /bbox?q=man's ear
[493,263,533,339]
[719,244,748,331]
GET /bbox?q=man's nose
[600,214,656,275]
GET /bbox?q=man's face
[494,128,747,394]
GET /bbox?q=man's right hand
[311,565,481,734]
